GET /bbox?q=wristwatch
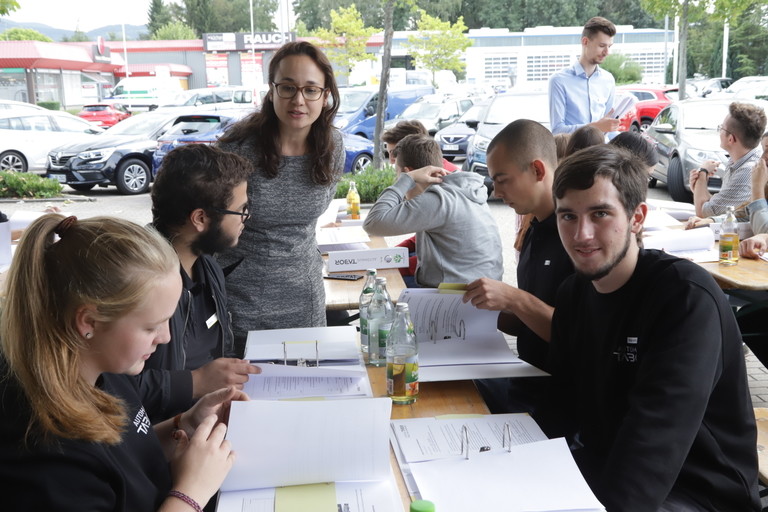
[698,167,709,175]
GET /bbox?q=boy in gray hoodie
[363,134,503,287]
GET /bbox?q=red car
[617,85,682,131]
[77,102,132,128]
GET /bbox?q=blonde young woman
[0,215,246,512]
[217,41,344,354]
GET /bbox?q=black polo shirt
[181,258,222,370]
[515,213,574,371]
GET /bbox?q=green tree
[147,0,172,36]
[61,29,90,42]
[152,21,197,40]
[314,5,376,81]
[0,0,19,15]
[601,53,643,84]
[184,0,213,36]
[210,0,277,32]
[0,27,52,41]
[405,10,472,86]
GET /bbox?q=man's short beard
[576,226,632,282]
[190,216,234,256]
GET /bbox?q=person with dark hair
[549,17,620,136]
[216,41,345,353]
[563,124,605,156]
[363,134,502,288]
[537,144,760,511]
[141,143,259,421]
[0,214,245,511]
[609,130,659,172]
[463,119,573,413]
[689,101,767,218]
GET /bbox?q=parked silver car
[645,97,768,202]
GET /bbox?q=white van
[110,77,183,112]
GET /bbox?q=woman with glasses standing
[217,41,344,355]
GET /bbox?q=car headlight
[77,148,115,163]
[687,148,726,165]
[473,134,491,152]
[335,118,349,130]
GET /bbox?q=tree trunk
[373,0,395,170]
[677,0,688,99]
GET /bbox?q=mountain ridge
[0,18,147,41]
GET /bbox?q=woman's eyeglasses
[211,205,250,223]
[272,82,327,101]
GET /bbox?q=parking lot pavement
[4,182,768,407]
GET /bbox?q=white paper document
[391,413,547,463]
[243,364,370,399]
[396,289,540,381]
[317,226,371,253]
[644,227,718,262]
[245,326,361,365]
[217,399,401,512]
[409,438,604,512]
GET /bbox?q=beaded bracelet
[168,490,203,512]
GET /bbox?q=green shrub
[335,165,396,203]
[0,171,63,198]
[37,101,60,110]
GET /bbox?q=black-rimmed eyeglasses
[211,205,250,223]
[271,82,327,101]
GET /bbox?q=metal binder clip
[281,340,320,366]
[460,424,470,460]
[501,422,513,453]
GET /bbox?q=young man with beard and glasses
[536,144,759,511]
[549,17,620,136]
[139,143,260,421]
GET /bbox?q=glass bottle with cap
[358,268,377,363]
[719,205,739,266]
[366,277,393,367]
[387,302,418,404]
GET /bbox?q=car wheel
[667,156,692,203]
[0,150,27,173]
[115,158,150,195]
[351,153,372,174]
[630,122,641,133]
[648,177,658,189]
[641,117,654,131]
[69,183,95,192]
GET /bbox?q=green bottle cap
[410,500,435,512]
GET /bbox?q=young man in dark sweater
[538,144,760,511]
[139,144,260,421]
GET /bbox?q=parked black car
[46,110,186,195]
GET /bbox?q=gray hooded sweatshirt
[363,171,503,288]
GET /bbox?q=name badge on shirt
[206,313,219,329]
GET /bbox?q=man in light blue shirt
[549,17,620,135]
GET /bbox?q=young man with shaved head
[463,119,574,413]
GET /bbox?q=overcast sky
[7,0,154,31]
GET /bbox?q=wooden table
[367,366,490,509]
[323,236,407,310]
[698,257,768,291]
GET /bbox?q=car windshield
[682,103,730,130]
[484,95,549,125]
[83,105,109,112]
[165,117,225,136]
[337,90,373,114]
[105,113,171,136]
[459,104,487,122]
[400,102,442,119]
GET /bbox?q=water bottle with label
[358,268,377,363]
[719,205,739,266]
[387,302,418,404]
[346,180,361,220]
[366,276,393,367]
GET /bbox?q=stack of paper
[396,289,547,381]
[643,227,717,262]
[317,226,371,253]
[389,414,604,512]
[243,364,371,400]
[217,398,401,512]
